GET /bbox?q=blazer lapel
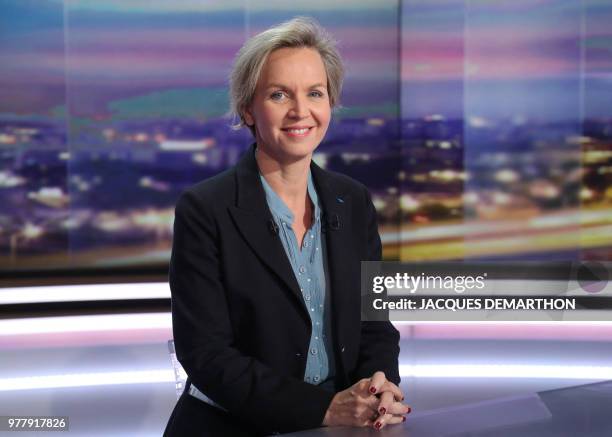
[310,162,354,349]
[228,146,309,320]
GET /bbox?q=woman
[164,17,409,437]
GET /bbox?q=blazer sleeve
[169,189,335,435]
[350,187,401,385]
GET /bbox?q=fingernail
[369,386,377,394]
[401,396,405,401]
[407,407,412,414]
[374,422,381,429]
[402,416,406,422]
[379,407,386,415]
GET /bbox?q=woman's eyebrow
[265,83,288,90]
[264,82,326,90]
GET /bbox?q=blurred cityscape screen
[0,0,610,274]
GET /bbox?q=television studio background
[1,0,611,435]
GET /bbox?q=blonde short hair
[229,17,344,134]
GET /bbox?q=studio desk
[275,380,612,437]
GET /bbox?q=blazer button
[341,346,345,353]
[296,353,302,358]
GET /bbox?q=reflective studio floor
[1,283,612,436]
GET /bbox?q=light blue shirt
[260,171,335,390]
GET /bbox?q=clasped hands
[322,371,411,431]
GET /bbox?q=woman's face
[245,47,331,163]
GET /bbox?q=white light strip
[400,364,612,380]
[0,282,170,305]
[0,313,171,336]
[2,364,611,392]
[393,321,612,325]
[0,283,170,305]
[0,370,175,392]
[0,312,612,340]
[1,313,611,337]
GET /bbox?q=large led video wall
[401,0,611,261]
[0,0,610,273]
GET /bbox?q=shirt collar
[259,171,321,226]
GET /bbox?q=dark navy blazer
[164,145,400,437]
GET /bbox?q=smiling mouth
[281,127,313,136]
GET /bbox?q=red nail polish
[379,407,386,415]
[369,386,377,394]
[402,416,406,422]
[375,422,381,429]
[407,407,412,414]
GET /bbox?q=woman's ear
[244,108,254,127]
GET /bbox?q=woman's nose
[288,96,309,119]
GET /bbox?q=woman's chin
[259,142,319,164]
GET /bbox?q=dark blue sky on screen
[1,0,610,119]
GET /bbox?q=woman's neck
[256,146,311,212]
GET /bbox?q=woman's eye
[309,90,324,98]
[270,91,285,101]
